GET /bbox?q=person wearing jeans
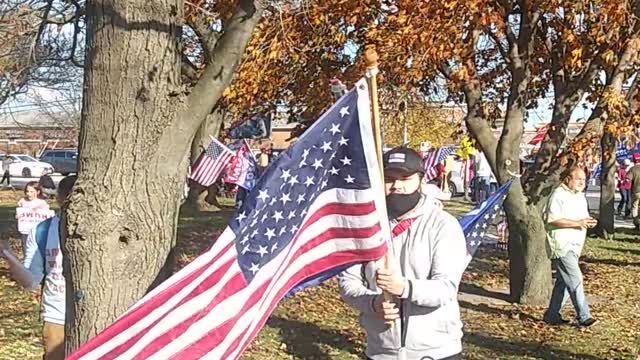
[617,159,632,217]
[474,151,492,204]
[543,167,597,327]
[546,251,592,324]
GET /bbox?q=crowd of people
[0,141,628,360]
[0,176,77,360]
[622,153,640,230]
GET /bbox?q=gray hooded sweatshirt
[339,197,467,360]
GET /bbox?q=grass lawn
[1,194,639,359]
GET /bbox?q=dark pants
[618,188,630,216]
[474,176,490,203]
[0,170,10,185]
[368,353,461,360]
[235,186,247,209]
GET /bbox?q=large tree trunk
[503,183,550,304]
[61,0,263,352]
[598,130,617,239]
[62,0,186,350]
[496,108,551,304]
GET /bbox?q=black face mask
[386,191,421,219]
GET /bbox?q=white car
[1,154,55,178]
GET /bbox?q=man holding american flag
[339,146,467,360]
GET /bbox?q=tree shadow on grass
[459,300,538,322]
[266,316,361,360]
[459,283,512,302]
[582,257,640,267]
[464,332,603,360]
[613,227,640,240]
[598,246,640,257]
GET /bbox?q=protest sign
[17,208,55,234]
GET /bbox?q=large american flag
[67,78,389,360]
[458,179,512,265]
[188,138,234,187]
[423,146,455,181]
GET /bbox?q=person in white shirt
[543,167,597,327]
[16,181,50,252]
[1,175,77,360]
[474,151,492,203]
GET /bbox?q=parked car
[446,153,466,196]
[39,149,78,175]
[0,154,54,178]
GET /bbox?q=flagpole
[364,47,385,178]
[364,46,396,312]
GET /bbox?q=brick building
[0,111,78,156]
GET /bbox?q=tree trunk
[524,94,579,204]
[58,0,264,352]
[61,0,187,350]
[598,131,616,239]
[503,182,551,304]
[186,109,225,209]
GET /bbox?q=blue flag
[459,179,513,263]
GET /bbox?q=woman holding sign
[16,182,51,252]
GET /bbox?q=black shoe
[578,318,597,327]
[544,317,570,325]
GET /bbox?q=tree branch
[487,29,509,63]
[187,17,220,65]
[625,71,639,103]
[170,0,265,146]
[181,55,199,84]
[528,35,640,200]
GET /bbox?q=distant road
[585,190,634,229]
[3,174,67,191]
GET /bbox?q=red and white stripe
[67,188,386,360]
[189,145,234,187]
[423,148,443,181]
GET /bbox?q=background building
[0,111,78,156]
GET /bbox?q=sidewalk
[585,191,635,229]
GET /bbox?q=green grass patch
[0,194,638,359]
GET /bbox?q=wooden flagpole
[364,46,395,312]
[364,47,385,183]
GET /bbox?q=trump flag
[225,139,259,190]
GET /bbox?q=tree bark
[62,0,263,351]
[461,7,551,304]
[598,130,617,239]
[503,182,550,303]
[62,0,185,350]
